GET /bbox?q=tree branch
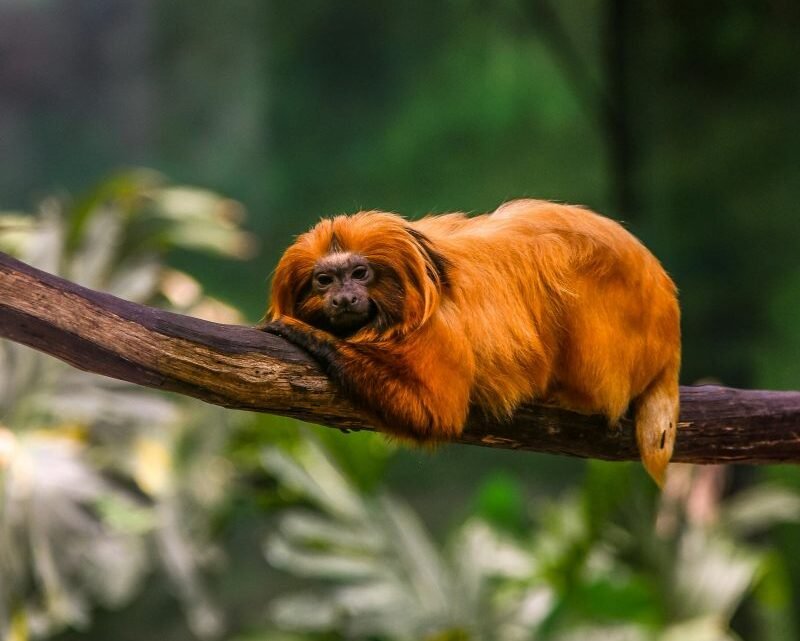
[1,251,799,465]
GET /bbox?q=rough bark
[1,251,799,464]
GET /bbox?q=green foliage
[261,439,552,641]
[258,442,800,641]
[0,174,253,640]
[471,473,528,536]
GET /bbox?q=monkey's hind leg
[634,365,680,487]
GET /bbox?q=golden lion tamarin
[261,199,681,485]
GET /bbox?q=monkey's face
[309,252,375,336]
[270,211,449,340]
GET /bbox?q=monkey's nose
[331,293,358,309]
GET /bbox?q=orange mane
[270,211,446,338]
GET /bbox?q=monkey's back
[412,200,680,421]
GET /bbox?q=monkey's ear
[269,246,313,320]
[405,227,450,289]
[268,271,293,320]
[386,226,451,332]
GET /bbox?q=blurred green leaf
[66,169,164,254]
[719,485,800,537]
[568,576,660,626]
[471,472,527,536]
[0,173,251,640]
[582,460,638,536]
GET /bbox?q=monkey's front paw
[258,319,312,349]
[258,319,290,337]
[258,318,337,365]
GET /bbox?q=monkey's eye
[351,266,369,281]
[315,273,333,288]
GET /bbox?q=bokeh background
[1,2,799,640]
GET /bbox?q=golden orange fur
[263,199,681,485]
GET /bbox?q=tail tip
[642,455,669,488]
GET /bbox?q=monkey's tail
[634,364,680,488]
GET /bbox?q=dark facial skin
[312,253,375,336]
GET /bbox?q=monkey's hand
[259,317,341,367]
[258,316,471,442]
[259,317,392,402]
[259,317,364,401]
